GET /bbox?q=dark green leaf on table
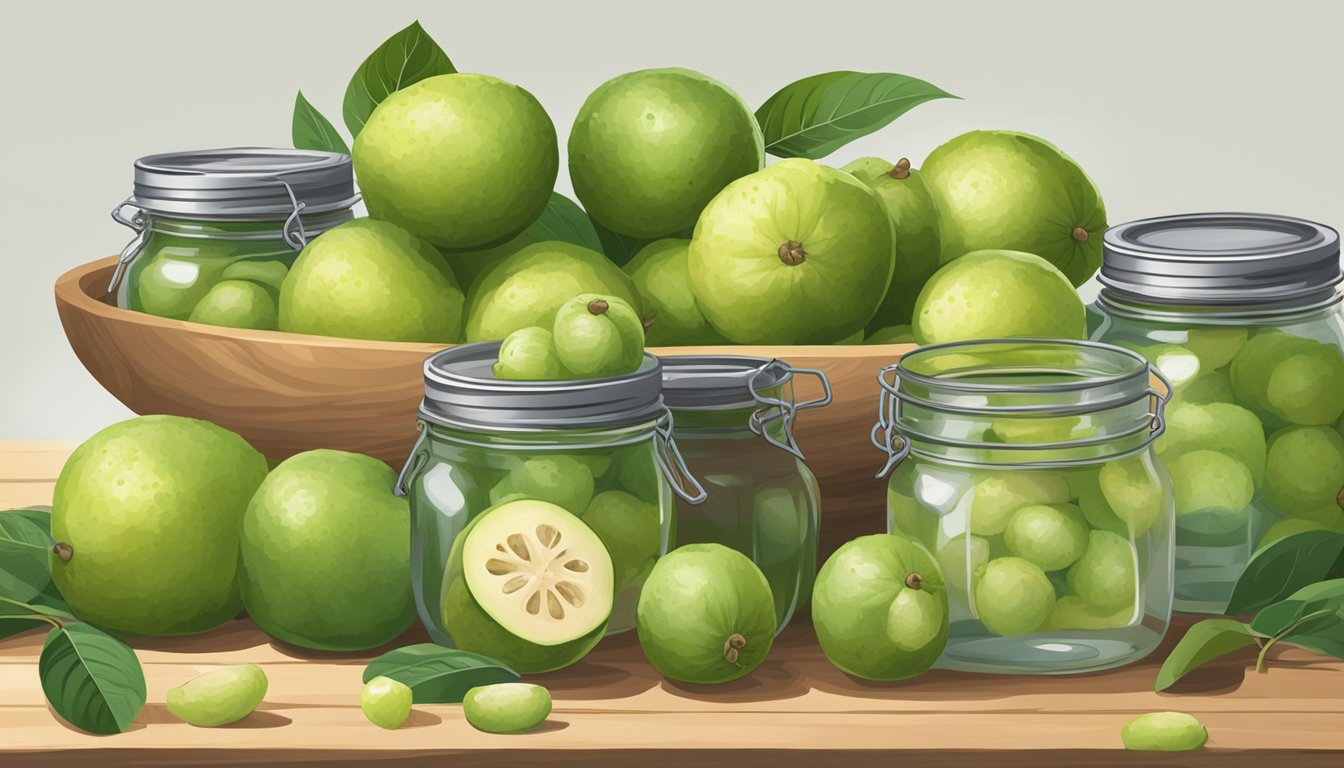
[292,91,350,155]
[0,511,55,602]
[343,20,456,139]
[1225,530,1344,615]
[755,71,958,160]
[525,193,605,253]
[1154,618,1260,691]
[363,643,519,703]
[38,623,146,734]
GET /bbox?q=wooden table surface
[4,440,1343,767]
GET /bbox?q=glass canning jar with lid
[109,147,358,324]
[396,342,705,645]
[872,339,1174,674]
[1090,213,1344,614]
[660,356,831,634]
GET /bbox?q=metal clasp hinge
[747,360,832,461]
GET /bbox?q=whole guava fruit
[581,490,663,581]
[188,279,279,330]
[912,249,1085,344]
[51,415,267,635]
[441,230,538,295]
[465,240,642,342]
[354,73,558,249]
[552,294,645,379]
[921,130,1106,285]
[219,259,289,296]
[867,324,916,345]
[279,218,464,343]
[688,158,895,344]
[842,157,944,330]
[167,664,268,727]
[623,239,728,346]
[812,534,948,680]
[238,450,414,651]
[974,556,1055,636]
[569,68,763,238]
[494,326,567,381]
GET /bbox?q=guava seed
[778,241,807,266]
[905,572,923,590]
[587,299,610,315]
[52,542,73,562]
[887,157,912,180]
[1071,227,1090,242]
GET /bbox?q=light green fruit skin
[1287,503,1344,530]
[1078,475,1130,538]
[1266,349,1344,425]
[1257,518,1330,551]
[1173,371,1235,406]
[841,157,944,330]
[166,664,268,727]
[552,294,646,378]
[1228,332,1329,421]
[1263,426,1344,513]
[569,68,763,238]
[636,543,776,683]
[1121,711,1208,752]
[443,576,606,674]
[1043,596,1132,631]
[921,130,1106,286]
[465,241,643,342]
[1123,343,1201,388]
[912,249,1085,344]
[493,326,567,381]
[624,238,729,346]
[354,73,558,249]
[1003,503,1089,572]
[1097,454,1164,536]
[279,218,464,343]
[1184,327,1247,370]
[811,534,948,681]
[888,484,938,550]
[218,260,290,296]
[500,456,595,514]
[1166,450,1254,516]
[51,415,267,635]
[973,557,1055,637]
[1156,402,1265,484]
[239,450,414,651]
[581,490,663,581]
[969,473,1071,536]
[936,534,990,606]
[463,683,552,734]
[989,416,1082,445]
[866,324,916,345]
[1066,530,1137,610]
[442,231,538,296]
[688,158,896,345]
[360,676,413,730]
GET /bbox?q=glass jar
[660,356,830,633]
[110,148,358,324]
[1090,213,1344,614]
[872,339,1175,674]
[396,343,705,644]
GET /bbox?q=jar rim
[895,338,1151,398]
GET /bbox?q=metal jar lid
[419,342,667,432]
[125,147,358,219]
[1099,212,1341,307]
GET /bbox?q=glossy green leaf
[362,644,518,703]
[0,512,54,602]
[39,623,146,734]
[524,193,604,253]
[755,71,957,159]
[292,91,350,155]
[342,20,456,139]
[0,599,52,641]
[1154,619,1260,691]
[1250,579,1344,639]
[1225,530,1344,615]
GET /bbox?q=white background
[2,0,1340,440]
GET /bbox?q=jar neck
[147,208,353,239]
[421,418,659,451]
[1095,287,1343,325]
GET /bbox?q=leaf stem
[0,595,63,630]
[1255,608,1335,673]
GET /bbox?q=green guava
[811,534,948,680]
[1003,503,1089,572]
[581,490,663,581]
[463,683,552,734]
[51,415,267,635]
[1121,711,1208,752]
[912,249,1085,344]
[888,480,937,549]
[569,68,763,238]
[687,158,895,344]
[968,472,1071,536]
[354,73,558,249]
[1174,371,1235,406]
[867,324,916,345]
[936,533,990,607]
[133,243,233,319]
[614,447,662,502]
[920,130,1106,285]
[1228,332,1344,424]
[1166,450,1254,516]
[1043,596,1133,631]
[1184,327,1247,370]
[1077,475,1130,538]
[635,543,775,683]
[1096,454,1165,536]
[1257,518,1330,551]
[238,450,414,650]
[279,218,464,343]
[465,240,642,342]
[493,326,567,380]
[188,279,278,330]
[361,676,412,730]
[973,556,1055,636]
[219,259,289,296]
[988,415,1086,445]
[623,239,728,345]
[552,294,645,378]
[1263,426,1344,513]
[166,664,268,727]
[1156,402,1266,484]
[1121,343,1202,390]
[440,231,539,295]
[492,456,594,514]
[842,156,944,330]
[1066,530,1137,610]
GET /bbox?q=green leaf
[38,623,146,734]
[0,512,54,603]
[292,91,350,155]
[0,600,52,641]
[342,20,456,139]
[755,71,957,160]
[524,193,604,253]
[1225,530,1344,615]
[1250,579,1344,639]
[7,506,52,534]
[362,644,518,703]
[1154,618,1260,691]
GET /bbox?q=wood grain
[55,259,908,561]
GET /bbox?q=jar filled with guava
[1090,213,1344,614]
[396,342,705,673]
[872,339,1174,674]
[110,148,358,329]
[660,356,829,634]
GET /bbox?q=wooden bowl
[55,257,913,560]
